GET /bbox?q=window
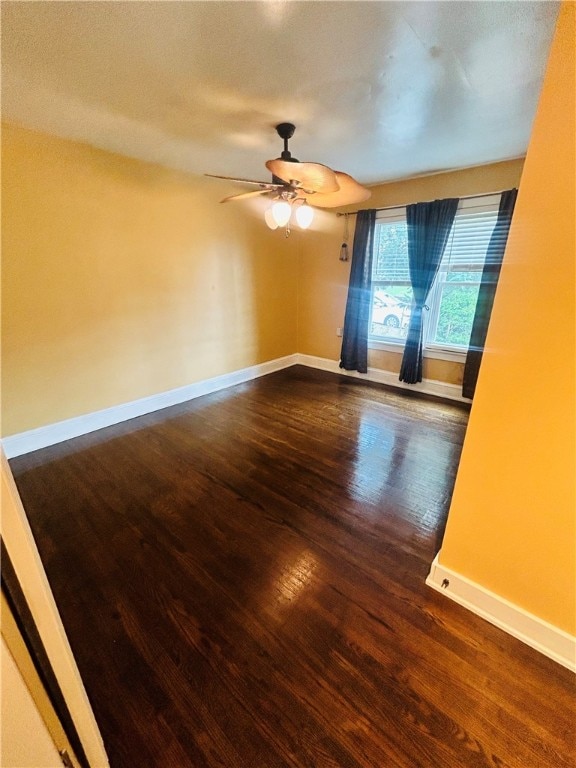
[369,195,500,354]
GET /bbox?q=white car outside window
[371,293,410,329]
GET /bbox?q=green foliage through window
[434,284,480,346]
[373,223,409,282]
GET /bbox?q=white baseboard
[2,354,298,458]
[426,553,576,672]
[2,352,466,458]
[295,354,470,403]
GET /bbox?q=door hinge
[59,749,74,768]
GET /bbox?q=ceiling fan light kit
[207,123,370,235]
[264,199,314,232]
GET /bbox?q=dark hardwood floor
[10,366,575,768]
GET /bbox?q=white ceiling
[1,1,559,186]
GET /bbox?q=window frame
[368,194,500,361]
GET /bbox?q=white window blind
[442,209,499,269]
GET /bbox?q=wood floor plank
[9,366,575,768]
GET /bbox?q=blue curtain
[399,198,459,384]
[462,188,518,398]
[340,209,376,374]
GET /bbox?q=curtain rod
[335,190,505,216]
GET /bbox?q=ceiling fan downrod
[276,122,298,162]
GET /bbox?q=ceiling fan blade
[220,189,271,203]
[303,172,371,209]
[265,160,340,194]
[206,174,283,189]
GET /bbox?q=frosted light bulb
[264,208,278,230]
[295,203,314,229]
[271,200,292,227]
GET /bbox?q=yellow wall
[297,159,524,384]
[439,2,575,634]
[0,128,524,436]
[1,124,298,435]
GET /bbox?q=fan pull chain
[339,213,350,261]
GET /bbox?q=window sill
[368,339,467,363]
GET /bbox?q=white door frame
[1,449,109,767]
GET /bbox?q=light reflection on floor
[350,409,457,526]
[350,413,406,506]
[271,549,319,613]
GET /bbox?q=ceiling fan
[206,123,371,230]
